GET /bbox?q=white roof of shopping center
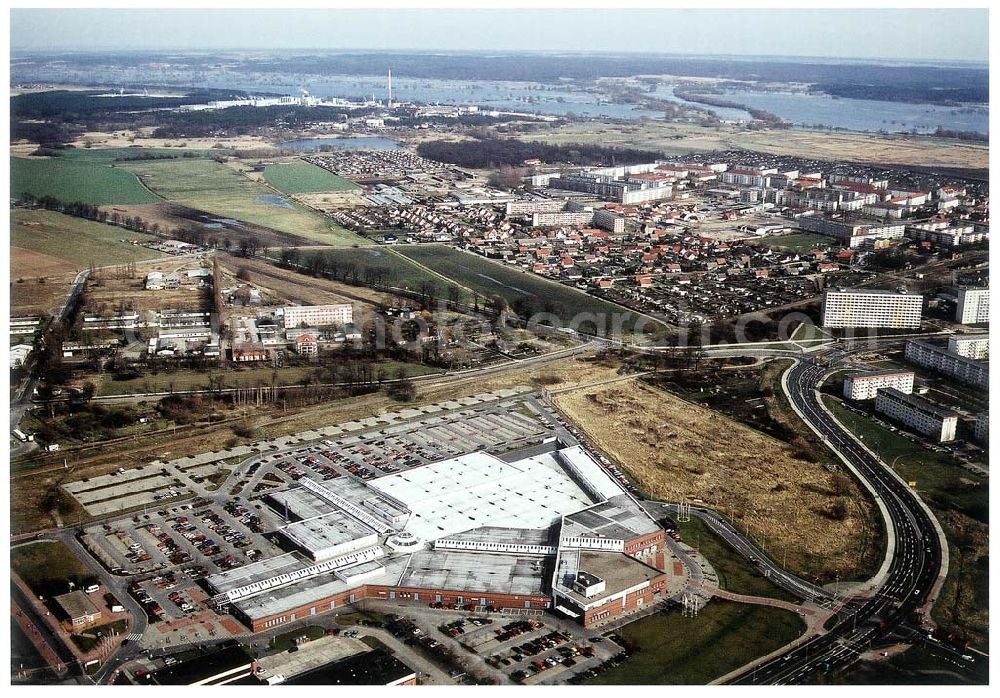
[368,449,623,542]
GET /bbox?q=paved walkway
[356,627,454,685]
[11,599,69,678]
[701,587,816,617]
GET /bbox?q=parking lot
[70,389,591,650]
[234,398,559,498]
[379,605,621,685]
[64,466,193,517]
[82,497,286,580]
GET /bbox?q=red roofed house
[295,333,318,356]
[635,275,653,288]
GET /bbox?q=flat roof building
[948,334,989,360]
[956,287,989,325]
[975,412,988,444]
[282,304,354,329]
[208,445,670,632]
[54,590,102,630]
[281,647,416,686]
[552,550,669,627]
[843,370,915,401]
[905,339,989,389]
[798,217,905,248]
[136,645,253,685]
[821,288,923,329]
[875,388,958,443]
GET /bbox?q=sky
[8,7,990,63]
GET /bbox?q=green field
[763,233,833,252]
[677,517,801,603]
[791,322,833,343]
[304,247,472,299]
[11,209,162,266]
[824,397,986,523]
[58,147,221,163]
[268,625,326,652]
[263,160,358,193]
[11,541,96,598]
[588,602,804,685]
[395,244,662,335]
[11,156,160,205]
[121,158,366,246]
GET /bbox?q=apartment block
[593,208,627,234]
[955,287,989,325]
[797,217,905,248]
[974,412,988,444]
[947,334,989,360]
[821,289,923,329]
[875,388,958,442]
[905,339,989,389]
[843,370,915,401]
[906,223,987,248]
[282,304,354,329]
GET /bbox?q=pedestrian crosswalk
[126,632,143,643]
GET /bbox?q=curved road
[725,355,946,684]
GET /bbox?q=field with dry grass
[216,253,391,308]
[553,378,880,582]
[84,258,214,316]
[10,268,77,316]
[69,130,277,151]
[525,121,987,171]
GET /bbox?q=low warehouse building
[54,591,103,630]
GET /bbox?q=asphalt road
[643,502,836,610]
[725,355,946,685]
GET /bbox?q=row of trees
[416,137,665,169]
[276,248,466,311]
[16,194,167,236]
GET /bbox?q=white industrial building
[205,444,669,631]
[281,304,354,329]
[955,287,989,325]
[367,448,625,543]
[947,334,989,360]
[821,289,923,329]
[905,339,989,389]
[875,388,958,442]
[843,369,915,401]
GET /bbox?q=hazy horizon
[10,8,990,63]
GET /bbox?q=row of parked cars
[145,523,193,566]
[129,582,165,622]
[167,516,222,558]
[224,501,263,533]
[197,508,253,549]
[494,619,544,643]
[439,616,493,637]
[300,451,343,480]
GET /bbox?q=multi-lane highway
[725,354,947,684]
